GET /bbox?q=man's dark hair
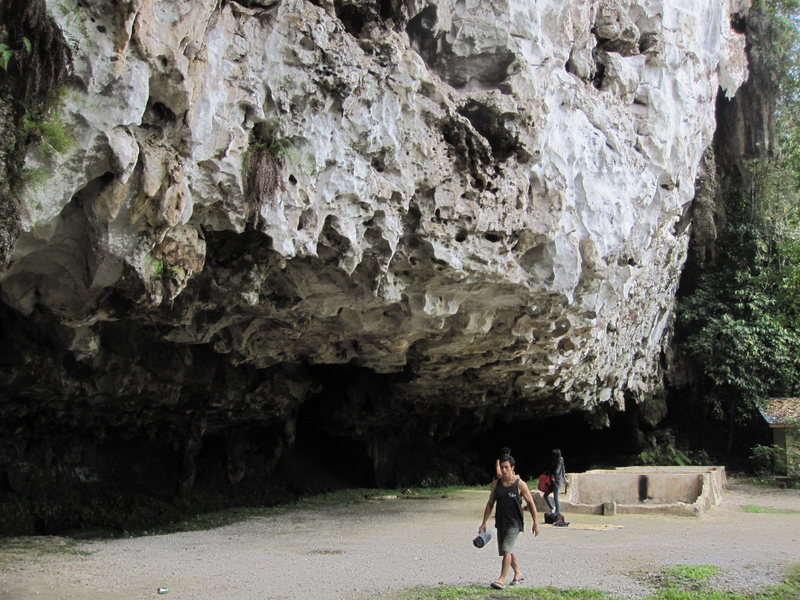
[500,446,511,457]
[499,454,515,468]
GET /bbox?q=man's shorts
[497,527,520,555]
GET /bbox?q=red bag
[537,473,553,493]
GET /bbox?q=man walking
[478,454,539,589]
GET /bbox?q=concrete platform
[534,465,726,517]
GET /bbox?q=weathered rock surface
[0,0,750,524]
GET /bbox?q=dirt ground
[0,478,798,600]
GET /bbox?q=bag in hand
[473,528,493,548]
[537,473,553,493]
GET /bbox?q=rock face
[0,0,749,528]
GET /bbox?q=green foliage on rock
[0,0,73,268]
[0,37,32,72]
[0,43,13,71]
[243,119,298,225]
[21,109,72,156]
[0,0,72,108]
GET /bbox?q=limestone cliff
[0,0,750,529]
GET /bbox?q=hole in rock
[639,32,659,53]
[335,1,367,37]
[730,13,746,34]
[150,101,176,123]
[592,59,606,90]
[378,0,394,20]
[371,151,388,172]
[406,5,439,65]
[457,100,518,162]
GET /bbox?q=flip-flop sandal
[511,577,525,585]
[490,581,505,590]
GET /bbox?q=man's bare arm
[519,480,540,536]
[479,480,497,532]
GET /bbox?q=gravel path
[1,479,798,600]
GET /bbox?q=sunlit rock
[0,0,750,503]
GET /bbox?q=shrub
[750,444,787,478]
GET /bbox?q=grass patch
[387,564,800,600]
[148,506,280,535]
[0,536,93,566]
[740,505,800,514]
[386,585,609,600]
[659,565,721,590]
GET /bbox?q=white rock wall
[0,0,750,414]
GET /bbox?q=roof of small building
[760,397,800,426]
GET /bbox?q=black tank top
[495,477,524,532]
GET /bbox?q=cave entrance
[475,409,641,481]
[293,372,376,489]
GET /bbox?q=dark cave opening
[287,363,650,490]
[474,409,646,482]
[293,389,376,489]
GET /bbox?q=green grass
[740,504,800,514]
[386,585,609,600]
[659,565,721,590]
[386,564,800,600]
[0,536,93,567]
[727,475,800,491]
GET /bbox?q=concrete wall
[568,471,702,504]
[788,428,800,478]
[534,466,726,517]
[772,427,800,476]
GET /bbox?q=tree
[674,1,800,457]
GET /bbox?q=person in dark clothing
[543,448,566,514]
[478,455,539,589]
